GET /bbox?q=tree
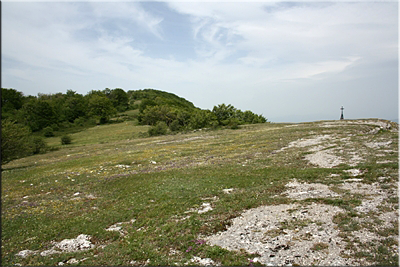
[63,90,86,122]
[140,105,176,126]
[1,120,32,165]
[189,109,218,129]
[212,104,237,126]
[139,99,157,114]
[19,98,57,132]
[87,95,117,124]
[108,88,129,112]
[1,88,24,120]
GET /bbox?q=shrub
[73,117,85,127]
[30,136,48,154]
[43,126,54,137]
[228,118,240,129]
[169,120,181,132]
[1,120,32,164]
[61,135,72,145]
[148,121,168,136]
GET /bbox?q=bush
[148,121,168,136]
[169,120,182,132]
[30,136,48,154]
[228,118,240,129]
[43,126,54,137]
[1,120,32,164]
[61,135,72,145]
[73,117,85,127]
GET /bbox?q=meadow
[2,119,398,266]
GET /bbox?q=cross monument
[340,106,344,120]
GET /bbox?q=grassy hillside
[2,119,398,266]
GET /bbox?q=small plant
[311,242,329,251]
[264,228,284,238]
[61,135,72,145]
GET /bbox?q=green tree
[139,99,157,114]
[189,109,218,129]
[1,88,24,120]
[1,120,32,164]
[108,88,129,112]
[212,104,237,126]
[140,105,176,126]
[19,98,57,131]
[148,121,168,136]
[88,95,117,124]
[63,90,87,122]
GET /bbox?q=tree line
[1,88,267,164]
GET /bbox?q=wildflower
[186,246,193,252]
[195,239,206,245]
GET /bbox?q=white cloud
[1,1,398,122]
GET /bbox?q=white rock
[198,203,213,214]
[67,258,79,264]
[16,249,37,258]
[40,248,61,256]
[54,234,94,252]
[222,188,234,194]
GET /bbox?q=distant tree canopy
[1,87,267,163]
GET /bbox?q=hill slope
[2,119,398,266]
[128,88,197,110]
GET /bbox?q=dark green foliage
[189,109,218,129]
[61,135,72,145]
[1,119,50,164]
[148,121,168,136]
[1,88,24,120]
[128,89,195,110]
[169,120,182,132]
[63,90,87,122]
[108,88,129,112]
[212,104,237,125]
[88,94,117,124]
[30,136,48,154]
[140,105,176,126]
[228,118,240,129]
[43,126,55,137]
[1,120,32,164]
[212,104,267,126]
[19,98,57,132]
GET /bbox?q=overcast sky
[2,1,398,122]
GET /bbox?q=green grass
[2,119,398,266]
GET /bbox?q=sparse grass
[311,242,329,251]
[2,119,398,266]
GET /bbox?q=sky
[2,0,398,122]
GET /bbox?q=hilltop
[1,87,266,164]
[1,119,398,266]
[127,88,197,111]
